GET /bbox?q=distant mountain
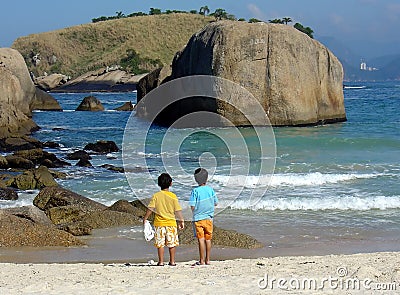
[318,36,400,81]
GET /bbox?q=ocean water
[2,82,400,255]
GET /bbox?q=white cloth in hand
[143,220,155,241]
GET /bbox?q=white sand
[0,252,399,294]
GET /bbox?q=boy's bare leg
[168,247,176,265]
[197,238,206,265]
[157,247,164,265]
[205,240,212,265]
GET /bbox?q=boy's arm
[175,210,185,229]
[143,207,155,225]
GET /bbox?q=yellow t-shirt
[148,190,182,227]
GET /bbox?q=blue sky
[2,0,400,57]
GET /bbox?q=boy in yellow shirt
[143,173,184,266]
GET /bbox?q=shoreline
[0,251,399,294]
[1,225,400,264]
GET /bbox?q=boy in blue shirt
[189,168,218,265]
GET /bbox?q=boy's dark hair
[158,173,172,189]
[194,168,208,185]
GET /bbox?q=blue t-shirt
[189,185,218,221]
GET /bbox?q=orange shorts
[194,220,213,240]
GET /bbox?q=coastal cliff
[137,21,346,126]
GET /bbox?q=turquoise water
[3,82,400,254]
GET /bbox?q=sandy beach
[0,251,398,294]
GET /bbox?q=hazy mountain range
[318,36,400,81]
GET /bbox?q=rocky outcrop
[114,101,134,111]
[137,66,171,100]
[33,187,142,236]
[75,96,104,111]
[67,150,92,161]
[0,48,39,137]
[179,221,262,248]
[76,159,92,167]
[6,166,59,190]
[34,187,107,219]
[84,140,119,154]
[30,88,62,111]
[5,148,70,169]
[35,73,69,91]
[0,188,18,200]
[0,207,83,247]
[100,164,124,173]
[52,68,147,92]
[136,21,346,127]
[0,135,43,152]
[0,48,61,139]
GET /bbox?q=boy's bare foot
[205,261,211,265]
[192,261,205,266]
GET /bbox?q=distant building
[360,60,378,71]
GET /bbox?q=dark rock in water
[6,166,58,190]
[0,136,43,152]
[76,158,92,167]
[179,221,262,249]
[52,127,65,131]
[67,150,92,161]
[10,148,70,168]
[5,155,35,169]
[125,166,158,173]
[0,188,18,200]
[84,140,119,154]
[137,66,171,100]
[101,164,124,173]
[0,209,83,247]
[75,96,104,111]
[43,141,60,148]
[0,156,9,169]
[114,101,134,111]
[30,88,62,111]
[33,186,107,224]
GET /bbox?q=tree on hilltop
[115,11,125,19]
[269,18,284,24]
[249,18,262,23]
[282,17,292,25]
[212,8,228,20]
[294,23,314,38]
[199,6,210,16]
[149,8,162,15]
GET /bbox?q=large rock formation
[53,68,147,92]
[0,48,61,139]
[137,21,346,126]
